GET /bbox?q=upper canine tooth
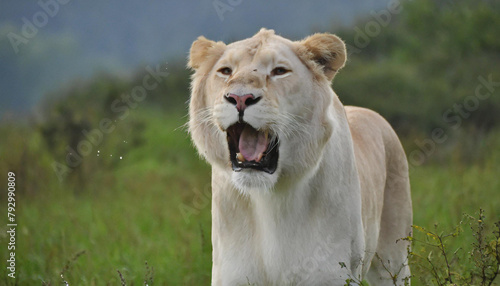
[236,153,245,162]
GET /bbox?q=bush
[409,209,500,286]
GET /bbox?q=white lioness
[188,29,412,285]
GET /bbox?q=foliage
[1,110,212,285]
[335,0,500,137]
[408,210,500,285]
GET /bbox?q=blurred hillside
[337,0,500,131]
[0,0,387,115]
[2,0,498,189]
[30,0,500,166]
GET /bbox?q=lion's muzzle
[224,93,261,113]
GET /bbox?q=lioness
[188,28,412,285]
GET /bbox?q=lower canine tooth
[236,153,245,162]
[256,152,264,162]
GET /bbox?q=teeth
[236,153,245,162]
[235,130,270,164]
[256,152,264,162]
[256,130,269,162]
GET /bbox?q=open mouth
[226,122,279,174]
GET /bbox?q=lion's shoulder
[345,105,402,159]
[346,106,389,136]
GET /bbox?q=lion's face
[188,29,346,192]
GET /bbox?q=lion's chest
[218,193,359,284]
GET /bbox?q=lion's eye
[218,67,232,76]
[271,67,289,76]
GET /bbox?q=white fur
[188,29,412,285]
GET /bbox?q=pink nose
[224,93,260,112]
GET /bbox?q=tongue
[239,125,268,162]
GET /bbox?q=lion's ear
[188,36,226,70]
[298,33,346,81]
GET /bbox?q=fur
[188,28,412,285]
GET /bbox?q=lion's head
[188,28,347,192]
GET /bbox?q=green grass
[0,109,499,285]
[409,162,500,286]
[1,110,213,285]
